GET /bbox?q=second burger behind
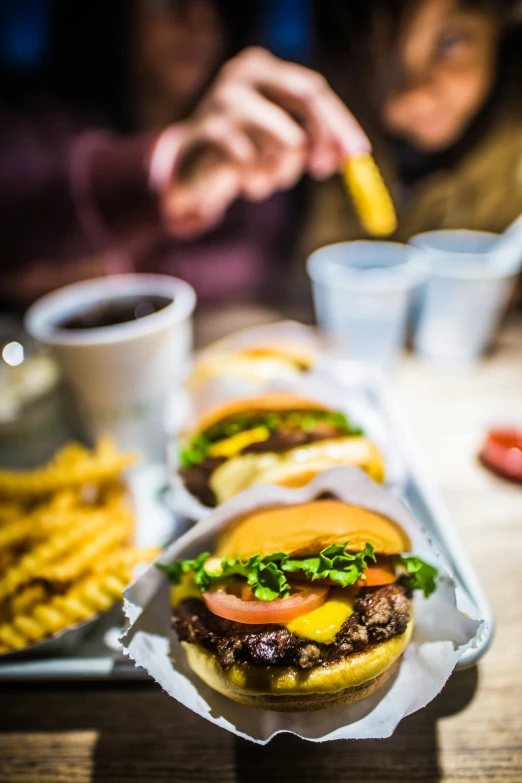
[178,393,385,507]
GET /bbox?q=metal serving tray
[0,368,493,680]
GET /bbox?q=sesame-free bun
[194,393,329,435]
[183,619,412,711]
[216,499,411,559]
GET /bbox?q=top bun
[216,499,411,558]
[194,393,329,435]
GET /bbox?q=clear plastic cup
[307,241,422,367]
[409,230,518,364]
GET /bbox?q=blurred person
[1,0,363,309]
[0,0,367,314]
[306,0,522,249]
[0,0,257,306]
[4,0,520,314]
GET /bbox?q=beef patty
[172,583,411,670]
[180,424,347,506]
[179,457,225,508]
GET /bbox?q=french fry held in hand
[342,153,397,237]
[0,438,159,655]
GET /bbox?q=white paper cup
[25,274,196,461]
[409,230,517,364]
[307,241,422,369]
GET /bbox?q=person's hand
[154,47,370,237]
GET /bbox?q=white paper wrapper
[168,369,408,521]
[121,467,483,744]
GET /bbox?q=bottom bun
[183,619,413,712]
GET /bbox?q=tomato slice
[355,563,397,587]
[203,585,329,624]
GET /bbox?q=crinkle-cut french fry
[41,515,133,583]
[0,501,25,526]
[31,604,66,635]
[0,572,125,650]
[342,153,397,237]
[9,583,50,618]
[11,615,44,643]
[0,437,137,499]
[51,595,93,623]
[0,548,160,653]
[0,547,16,574]
[0,624,27,650]
[0,490,81,550]
[94,546,161,575]
[0,602,11,624]
[0,510,119,602]
[0,517,37,549]
[102,484,134,516]
[51,442,91,467]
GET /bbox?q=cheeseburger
[160,499,438,711]
[178,394,384,507]
[189,343,313,391]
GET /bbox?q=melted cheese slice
[285,590,355,644]
[170,575,201,607]
[208,426,270,458]
[210,437,385,504]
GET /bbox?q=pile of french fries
[0,437,159,654]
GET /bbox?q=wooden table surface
[1,313,521,783]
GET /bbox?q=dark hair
[1,0,257,130]
[317,0,520,56]
[315,0,522,126]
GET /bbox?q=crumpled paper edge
[121,467,484,744]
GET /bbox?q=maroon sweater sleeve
[0,105,163,271]
[71,131,163,250]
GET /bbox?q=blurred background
[2,0,522,311]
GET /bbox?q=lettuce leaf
[395,555,438,598]
[282,542,376,588]
[159,546,439,601]
[178,409,364,468]
[158,542,376,601]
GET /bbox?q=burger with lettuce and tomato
[178,394,385,508]
[159,499,438,711]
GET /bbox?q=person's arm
[0,107,165,270]
[1,47,370,295]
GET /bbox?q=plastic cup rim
[307,240,424,292]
